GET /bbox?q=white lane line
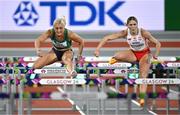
[109,86,158,115]
[148,111,158,115]
[57,86,85,115]
[131,100,141,106]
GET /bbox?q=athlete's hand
[148,54,157,63]
[94,50,100,57]
[77,55,82,62]
[150,55,165,64]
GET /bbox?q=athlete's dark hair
[127,16,138,24]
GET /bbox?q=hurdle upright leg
[71,81,77,111]
[125,72,132,114]
[115,79,120,115]
[2,74,7,111]
[1,57,7,111]
[166,69,170,115]
[176,68,180,114]
[127,93,132,115]
[4,67,12,115]
[11,65,16,113]
[142,93,148,111]
[80,82,90,115]
[6,80,12,115]
[82,83,87,112]
[18,80,24,115]
[178,83,180,114]
[151,64,157,111]
[100,80,106,115]
[26,93,32,115]
[86,84,90,115]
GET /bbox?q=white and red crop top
[126,28,149,51]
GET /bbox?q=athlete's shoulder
[123,28,128,33]
[141,28,150,34]
[67,29,75,37]
[48,28,54,33]
[119,29,128,37]
[140,28,152,38]
[65,28,71,33]
[140,28,150,33]
[47,28,54,38]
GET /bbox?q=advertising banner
[0,0,164,31]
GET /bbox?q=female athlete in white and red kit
[94,16,161,106]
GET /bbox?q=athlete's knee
[32,62,44,69]
[32,64,41,69]
[140,73,148,78]
[114,53,126,60]
[63,58,72,64]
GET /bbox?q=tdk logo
[13,1,39,26]
[40,1,125,26]
[13,1,124,26]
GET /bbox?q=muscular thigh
[139,53,151,78]
[62,50,73,62]
[114,50,137,62]
[33,50,58,69]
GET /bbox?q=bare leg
[62,50,75,77]
[111,50,151,106]
[33,50,58,69]
[139,53,151,105]
[111,50,137,63]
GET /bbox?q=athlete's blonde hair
[53,16,66,27]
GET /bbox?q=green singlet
[50,28,72,50]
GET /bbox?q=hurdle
[77,58,180,114]
[0,56,180,115]
[82,56,180,114]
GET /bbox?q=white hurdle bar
[20,56,178,62]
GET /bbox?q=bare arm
[94,30,127,57]
[142,29,161,58]
[69,31,84,57]
[35,30,51,54]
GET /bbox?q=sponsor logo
[13,1,124,26]
[13,1,39,26]
[40,79,86,85]
[40,1,124,26]
[135,78,180,84]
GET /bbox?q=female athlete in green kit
[32,16,84,78]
